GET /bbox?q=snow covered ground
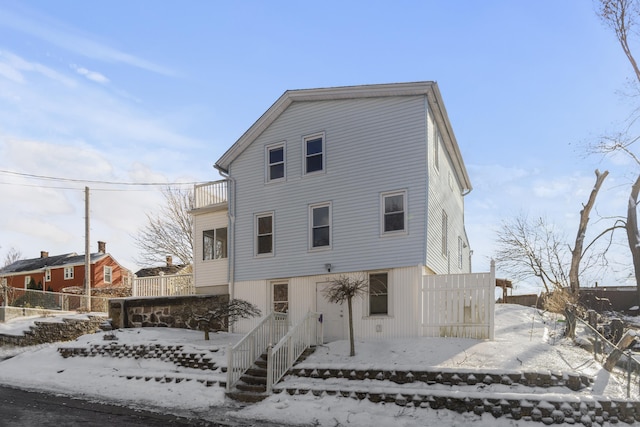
[0,304,635,426]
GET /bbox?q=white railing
[194,180,228,210]
[226,312,289,391]
[0,287,110,313]
[266,311,322,393]
[132,273,194,297]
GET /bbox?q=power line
[0,169,206,187]
[0,181,160,191]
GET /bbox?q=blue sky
[0,1,635,292]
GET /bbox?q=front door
[316,281,345,343]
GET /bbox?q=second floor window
[64,267,74,280]
[310,203,331,249]
[304,134,324,174]
[203,228,228,260]
[382,190,406,234]
[266,143,285,181]
[256,213,274,255]
[104,266,112,284]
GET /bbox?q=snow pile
[0,304,633,426]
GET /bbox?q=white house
[191,82,493,342]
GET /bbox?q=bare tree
[3,247,22,267]
[595,0,640,304]
[183,299,261,340]
[133,186,194,267]
[495,215,570,295]
[322,274,368,357]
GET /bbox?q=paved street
[0,386,234,427]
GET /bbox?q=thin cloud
[0,5,174,76]
[72,65,109,84]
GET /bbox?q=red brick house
[0,241,131,293]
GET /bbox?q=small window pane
[385,195,403,213]
[269,148,283,163]
[215,227,227,259]
[313,206,329,226]
[313,227,330,247]
[270,164,284,180]
[258,235,272,254]
[311,205,330,248]
[258,216,272,234]
[306,138,323,155]
[383,193,405,233]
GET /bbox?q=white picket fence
[132,273,194,297]
[422,262,495,340]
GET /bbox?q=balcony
[193,180,228,210]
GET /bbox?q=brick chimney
[40,251,49,258]
[166,255,173,267]
[98,241,106,254]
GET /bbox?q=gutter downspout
[215,165,236,330]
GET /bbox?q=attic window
[266,142,285,182]
[104,266,113,284]
[304,133,325,174]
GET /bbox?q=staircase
[227,347,317,403]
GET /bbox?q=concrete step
[235,381,267,393]
[241,374,267,386]
[226,391,268,403]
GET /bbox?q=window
[266,143,285,181]
[369,272,389,316]
[310,203,331,249]
[64,267,74,280]
[304,133,324,174]
[45,269,51,282]
[256,213,274,255]
[272,282,288,313]
[434,130,441,171]
[24,276,31,287]
[204,228,228,260]
[441,210,448,256]
[458,236,463,269]
[382,190,407,234]
[104,266,112,284]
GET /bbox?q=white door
[316,281,345,343]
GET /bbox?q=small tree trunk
[347,296,355,357]
[627,173,640,307]
[204,327,210,341]
[569,169,608,294]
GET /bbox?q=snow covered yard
[0,304,636,426]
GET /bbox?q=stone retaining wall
[108,294,230,331]
[0,315,106,347]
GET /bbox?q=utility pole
[84,186,91,311]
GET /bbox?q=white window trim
[64,266,74,280]
[255,211,275,257]
[265,141,286,183]
[24,276,31,288]
[302,132,326,176]
[104,266,113,284]
[45,269,51,282]
[309,201,332,251]
[366,270,392,318]
[203,228,228,261]
[380,189,408,236]
[271,281,289,314]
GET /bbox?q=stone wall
[109,294,230,331]
[0,315,106,347]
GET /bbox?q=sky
[0,304,632,425]
[0,1,636,292]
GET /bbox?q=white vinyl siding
[230,96,428,281]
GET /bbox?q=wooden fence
[422,262,495,339]
[132,273,194,297]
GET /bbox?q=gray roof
[0,252,108,274]
[135,264,189,277]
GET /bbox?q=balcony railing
[194,180,228,210]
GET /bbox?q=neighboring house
[134,256,191,278]
[191,81,491,341]
[0,241,130,293]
